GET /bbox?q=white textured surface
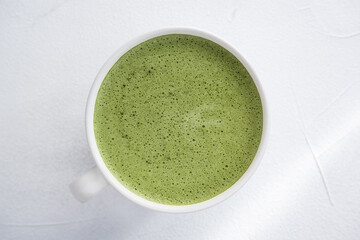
[1,0,360,239]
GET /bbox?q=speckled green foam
[94,34,263,205]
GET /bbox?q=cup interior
[86,27,269,213]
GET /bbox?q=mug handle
[70,166,109,202]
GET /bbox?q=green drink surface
[94,34,263,205]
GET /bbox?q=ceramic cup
[70,27,269,213]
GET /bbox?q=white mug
[70,27,269,213]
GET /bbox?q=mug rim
[85,27,269,213]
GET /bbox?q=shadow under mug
[70,27,269,213]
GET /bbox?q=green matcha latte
[94,34,263,205]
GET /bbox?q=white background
[1,0,360,239]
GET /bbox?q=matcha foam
[94,34,263,205]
